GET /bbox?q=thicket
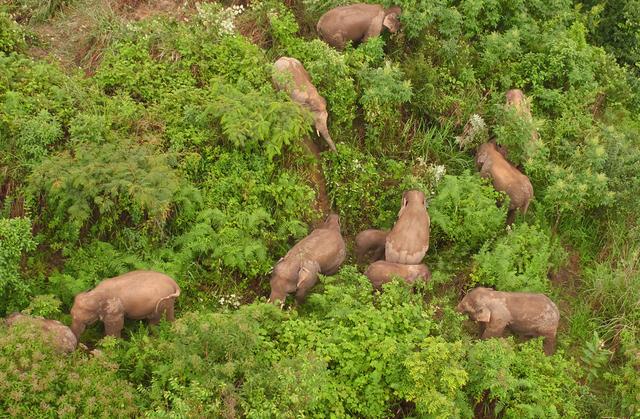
[1,0,639,416]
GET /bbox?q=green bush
[471,223,564,292]
[27,139,186,247]
[429,172,507,253]
[465,338,586,418]
[0,217,37,314]
[0,322,139,417]
[0,11,24,53]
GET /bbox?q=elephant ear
[475,306,491,323]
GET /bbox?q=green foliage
[28,139,185,247]
[22,294,62,317]
[602,330,640,416]
[0,217,37,314]
[323,144,430,234]
[466,338,585,417]
[582,256,640,338]
[0,322,139,417]
[429,172,507,253]
[359,61,413,150]
[471,223,564,292]
[0,11,25,53]
[395,336,471,417]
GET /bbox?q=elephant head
[70,291,123,338]
[456,287,493,322]
[309,97,337,152]
[398,189,426,218]
[383,6,402,33]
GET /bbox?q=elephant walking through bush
[272,57,337,152]
[269,214,346,305]
[316,4,401,49]
[70,270,180,339]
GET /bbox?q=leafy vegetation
[0,0,639,416]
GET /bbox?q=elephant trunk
[70,319,86,339]
[314,112,337,152]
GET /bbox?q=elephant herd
[2,4,558,357]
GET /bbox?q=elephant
[364,260,431,290]
[5,313,77,353]
[456,287,559,355]
[505,89,539,141]
[355,229,388,262]
[272,57,337,152]
[269,214,346,306]
[385,190,430,264]
[475,141,534,224]
[316,3,402,50]
[70,270,180,339]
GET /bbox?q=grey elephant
[355,229,388,262]
[316,3,401,50]
[476,141,534,224]
[365,260,431,290]
[272,57,337,152]
[5,313,77,353]
[385,190,430,264]
[505,89,539,141]
[456,287,559,355]
[269,214,346,305]
[70,270,180,339]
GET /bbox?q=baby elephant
[70,270,180,339]
[5,313,77,353]
[355,229,388,262]
[386,190,430,264]
[269,214,346,305]
[456,287,559,355]
[272,57,337,152]
[476,142,534,224]
[317,3,401,50]
[365,260,431,290]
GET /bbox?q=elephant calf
[272,57,337,152]
[365,260,431,290]
[70,270,180,339]
[355,229,388,262]
[5,313,77,353]
[456,287,559,355]
[317,3,401,50]
[476,142,534,224]
[385,190,430,264]
[269,214,346,305]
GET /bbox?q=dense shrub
[0,217,37,314]
[0,322,139,417]
[429,172,507,253]
[471,223,564,292]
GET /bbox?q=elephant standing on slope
[5,313,77,353]
[269,214,346,305]
[70,270,180,339]
[317,4,402,50]
[272,57,337,152]
[476,141,534,224]
[505,88,539,142]
[385,190,430,264]
[456,287,559,355]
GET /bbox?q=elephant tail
[154,287,181,314]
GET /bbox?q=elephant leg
[103,315,125,338]
[295,261,320,305]
[506,208,517,225]
[542,333,556,356]
[148,313,162,326]
[481,321,507,339]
